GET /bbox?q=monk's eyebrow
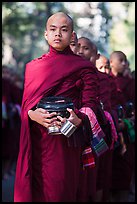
[61,25,68,28]
[49,25,56,28]
[49,25,68,29]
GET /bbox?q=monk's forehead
[47,13,72,27]
[110,52,127,60]
[78,38,90,45]
[100,55,108,62]
[78,38,96,50]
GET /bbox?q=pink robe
[14,46,99,202]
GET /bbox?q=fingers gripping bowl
[37,96,77,137]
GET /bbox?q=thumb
[67,108,75,118]
[67,108,73,114]
[37,108,49,114]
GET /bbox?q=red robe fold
[109,72,135,191]
[97,70,112,112]
[109,72,135,110]
[14,46,99,202]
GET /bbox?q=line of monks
[2,12,135,202]
[70,34,135,202]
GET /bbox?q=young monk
[69,31,79,54]
[14,12,100,202]
[96,54,110,74]
[109,51,135,202]
[77,37,118,202]
[110,51,135,109]
[96,54,119,117]
[77,37,118,131]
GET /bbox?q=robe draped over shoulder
[14,46,99,202]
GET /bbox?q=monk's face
[96,56,110,73]
[69,39,78,54]
[77,38,93,60]
[77,38,98,65]
[69,33,79,54]
[110,53,127,74]
[45,13,74,51]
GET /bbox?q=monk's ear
[44,31,48,41]
[109,59,112,67]
[96,53,100,60]
[71,31,76,41]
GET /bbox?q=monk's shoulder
[97,70,109,79]
[72,54,95,67]
[26,53,48,66]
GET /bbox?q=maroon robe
[97,70,112,112]
[109,71,135,191]
[2,78,22,160]
[2,78,13,159]
[95,71,118,201]
[14,46,99,202]
[109,72,135,110]
[108,75,119,131]
[11,84,22,160]
[109,75,119,111]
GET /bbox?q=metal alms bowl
[37,96,74,135]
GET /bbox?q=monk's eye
[70,43,76,47]
[50,28,55,31]
[62,28,68,32]
[84,47,89,50]
[104,65,110,69]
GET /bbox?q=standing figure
[14,12,99,202]
[109,51,135,202]
[77,37,118,202]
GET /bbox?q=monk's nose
[122,60,126,66]
[78,47,83,54]
[55,29,62,37]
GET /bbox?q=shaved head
[99,55,109,62]
[96,54,110,73]
[110,51,127,61]
[78,37,97,54]
[110,51,127,75]
[77,37,99,64]
[46,12,73,31]
[45,12,74,51]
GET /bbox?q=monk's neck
[49,46,73,55]
[111,68,118,76]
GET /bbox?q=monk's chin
[52,44,66,51]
